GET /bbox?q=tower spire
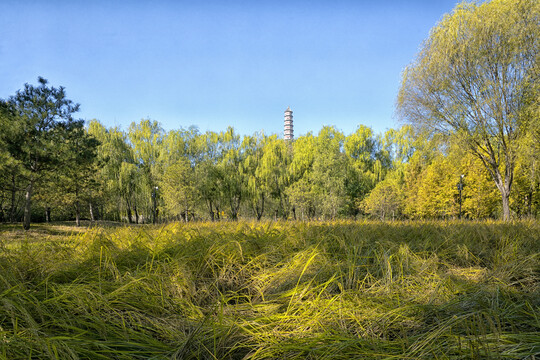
[284,107,293,140]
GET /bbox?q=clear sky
[0,0,459,137]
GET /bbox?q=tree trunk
[74,187,81,226]
[9,174,16,223]
[89,202,95,222]
[126,198,133,224]
[75,200,81,227]
[499,172,512,221]
[501,188,511,221]
[134,204,139,224]
[255,194,265,221]
[127,207,133,223]
[527,191,533,218]
[152,197,157,224]
[46,207,51,223]
[488,164,513,221]
[230,195,240,221]
[23,181,33,230]
[185,195,189,223]
[207,200,215,221]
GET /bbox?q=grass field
[0,220,538,359]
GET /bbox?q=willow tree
[128,119,163,222]
[397,0,539,220]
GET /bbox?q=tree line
[1,106,538,227]
[0,0,538,228]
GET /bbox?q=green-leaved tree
[6,78,81,229]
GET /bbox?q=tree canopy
[1,0,539,226]
[0,78,95,229]
[397,0,540,220]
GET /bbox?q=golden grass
[0,220,538,359]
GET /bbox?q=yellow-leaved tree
[397,0,540,220]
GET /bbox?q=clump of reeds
[0,220,538,359]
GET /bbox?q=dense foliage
[0,0,538,226]
[2,111,538,225]
[0,221,538,359]
[397,0,539,220]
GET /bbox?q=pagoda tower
[284,106,293,140]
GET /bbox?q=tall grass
[0,220,538,359]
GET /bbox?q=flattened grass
[0,220,538,359]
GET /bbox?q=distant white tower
[284,106,293,140]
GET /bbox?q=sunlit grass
[0,220,538,359]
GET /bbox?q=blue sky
[1,0,459,137]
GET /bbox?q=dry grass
[0,220,538,359]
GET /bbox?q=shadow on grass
[0,220,538,359]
